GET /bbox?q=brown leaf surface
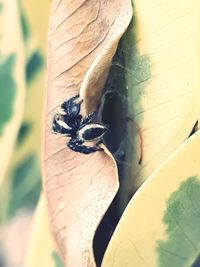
[43,1,132,266]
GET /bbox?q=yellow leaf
[122,0,200,194]
[25,195,58,267]
[102,130,200,267]
[12,0,50,165]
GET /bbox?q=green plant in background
[0,54,16,136]
[0,0,43,224]
[0,0,26,220]
[0,0,64,265]
[0,1,50,266]
[52,251,64,267]
[6,154,41,219]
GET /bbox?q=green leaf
[6,154,41,219]
[26,50,43,82]
[0,3,3,13]
[157,176,200,267]
[0,0,26,190]
[18,0,30,41]
[0,54,16,136]
[16,122,32,146]
[18,0,43,82]
[119,0,200,197]
[52,251,64,267]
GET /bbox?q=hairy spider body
[61,94,81,118]
[52,94,106,154]
[78,124,107,142]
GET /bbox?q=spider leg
[52,114,73,136]
[80,111,97,127]
[66,94,83,106]
[67,138,103,154]
[52,125,73,136]
[67,94,80,102]
[94,139,103,147]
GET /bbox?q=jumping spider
[52,94,107,154]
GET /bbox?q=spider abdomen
[78,124,107,142]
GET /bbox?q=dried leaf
[43,1,132,266]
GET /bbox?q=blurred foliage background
[0,1,51,266]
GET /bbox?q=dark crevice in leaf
[191,254,200,267]
[94,14,152,265]
[93,193,120,267]
[94,32,130,267]
[189,121,198,138]
[0,54,16,136]
[26,50,43,82]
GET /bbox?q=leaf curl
[43,1,132,266]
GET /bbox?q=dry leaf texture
[43,0,132,266]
